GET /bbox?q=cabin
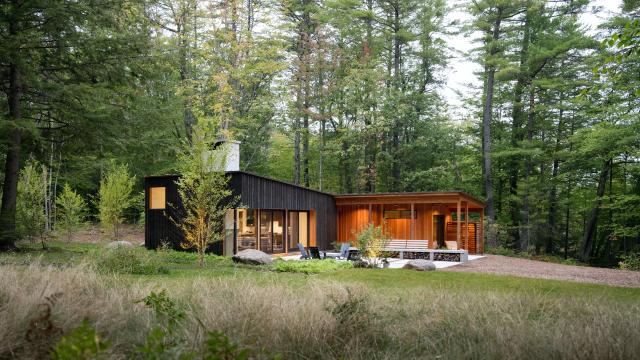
[144,141,485,255]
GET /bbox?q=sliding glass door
[288,211,309,252]
[259,210,285,254]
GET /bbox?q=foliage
[16,160,47,244]
[137,290,185,330]
[272,259,353,274]
[97,162,135,240]
[174,126,234,267]
[355,224,390,267]
[55,184,87,242]
[202,331,253,360]
[619,253,640,271]
[50,320,110,360]
[136,290,186,359]
[94,247,168,275]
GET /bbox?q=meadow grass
[0,242,639,359]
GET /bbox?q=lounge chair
[324,243,350,260]
[297,243,310,259]
[308,246,321,259]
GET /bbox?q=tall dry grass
[0,262,639,359]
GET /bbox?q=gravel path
[442,255,640,288]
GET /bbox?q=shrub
[203,331,253,359]
[619,253,640,271]
[97,162,135,240]
[50,320,110,360]
[16,160,47,245]
[272,259,353,274]
[94,247,168,275]
[355,224,390,267]
[486,246,533,259]
[55,184,87,242]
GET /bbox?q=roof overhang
[334,191,486,209]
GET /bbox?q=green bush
[486,246,533,259]
[97,162,135,240]
[94,247,168,275]
[157,246,231,266]
[272,259,353,274]
[56,184,87,242]
[51,320,110,360]
[16,160,47,243]
[619,253,640,271]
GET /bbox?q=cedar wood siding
[145,172,337,253]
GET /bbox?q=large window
[149,187,166,210]
[288,211,308,250]
[237,209,257,251]
[259,210,285,253]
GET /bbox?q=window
[149,187,166,209]
[383,210,415,219]
[237,209,257,251]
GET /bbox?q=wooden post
[368,203,372,224]
[410,202,415,243]
[284,209,289,254]
[465,201,469,251]
[457,199,461,249]
[480,208,485,254]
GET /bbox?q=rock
[403,259,436,271]
[232,249,273,265]
[105,240,134,249]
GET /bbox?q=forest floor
[444,254,640,288]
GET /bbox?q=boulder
[403,259,436,271]
[105,240,134,249]
[232,249,273,265]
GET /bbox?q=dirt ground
[443,254,640,288]
[65,224,144,245]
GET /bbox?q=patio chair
[297,243,310,260]
[308,246,322,259]
[324,243,350,260]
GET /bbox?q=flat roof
[334,191,486,208]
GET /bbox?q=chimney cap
[213,137,241,149]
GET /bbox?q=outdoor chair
[297,243,310,260]
[308,246,322,259]
[324,243,350,260]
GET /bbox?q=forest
[0,0,639,267]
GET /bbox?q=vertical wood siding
[145,172,337,252]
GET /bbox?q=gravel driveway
[442,255,640,288]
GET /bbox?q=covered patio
[334,192,486,254]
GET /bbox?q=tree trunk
[0,6,23,250]
[481,8,502,247]
[580,159,612,262]
[520,89,535,251]
[508,8,532,248]
[390,1,402,191]
[547,99,564,254]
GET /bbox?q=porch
[334,192,486,254]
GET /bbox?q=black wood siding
[228,172,336,250]
[145,171,337,252]
[144,175,183,250]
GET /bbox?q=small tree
[97,162,135,240]
[56,184,87,242]
[356,224,390,268]
[16,160,48,247]
[175,127,233,267]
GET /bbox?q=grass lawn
[1,241,639,359]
